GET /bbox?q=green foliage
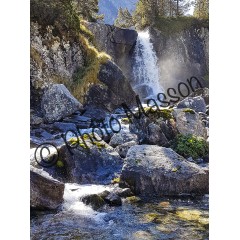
[171,134,209,160]
[114,7,134,28]
[133,0,193,29]
[31,0,80,41]
[183,108,195,114]
[72,0,103,22]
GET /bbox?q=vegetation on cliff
[30,0,111,103]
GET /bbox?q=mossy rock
[82,194,105,210]
[125,196,141,203]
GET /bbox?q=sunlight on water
[133,30,164,98]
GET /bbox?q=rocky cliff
[150,25,209,91]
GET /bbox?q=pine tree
[73,0,103,22]
[114,7,134,28]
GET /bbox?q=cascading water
[133,30,164,100]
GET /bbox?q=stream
[31,183,209,240]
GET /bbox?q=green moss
[121,118,130,124]
[56,160,64,168]
[183,108,195,114]
[144,213,162,223]
[146,108,174,121]
[126,196,141,203]
[171,134,209,160]
[135,159,142,164]
[111,177,120,184]
[70,34,111,103]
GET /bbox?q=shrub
[171,134,208,160]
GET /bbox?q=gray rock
[109,132,138,148]
[30,112,43,125]
[189,88,209,105]
[129,113,178,146]
[104,193,122,206]
[120,145,209,197]
[177,96,206,113]
[115,141,137,158]
[58,136,123,184]
[113,188,134,198]
[173,109,207,139]
[30,167,65,210]
[41,84,83,123]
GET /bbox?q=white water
[133,30,164,98]
[62,183,112,222]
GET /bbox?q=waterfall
[133,30,164,101]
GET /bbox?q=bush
[171,134,208,160]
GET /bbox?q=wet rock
[115,141,137,158]
[120,145,209,197]
[113,188,134,198]
[98,190,111,199]
[133,84,153,100]
[177,96,206,113]
[82,194,105,210]
[109,132,138,148]
[30,166,65,210]
[41,84,83,123]
[104,193,122,206]
[173,109,207,139]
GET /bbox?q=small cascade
[133,30,164,100]
[63,183,111,221]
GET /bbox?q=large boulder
[58,135,123,184]
[41,84,83,123]
[30,166,65,210]
[176,96,206,113]
[173,109,208,139]
[120,145,209,197]
[87,60,136,111]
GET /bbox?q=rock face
[41,84,83,123]
[87,60,136,111]
[177,96,206,113]
[85,22,137,81]
[30,167,65,210]
[150,26,209,94]
[120,145,209,196]
[173,109,208,139]
[30,22,84,112]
